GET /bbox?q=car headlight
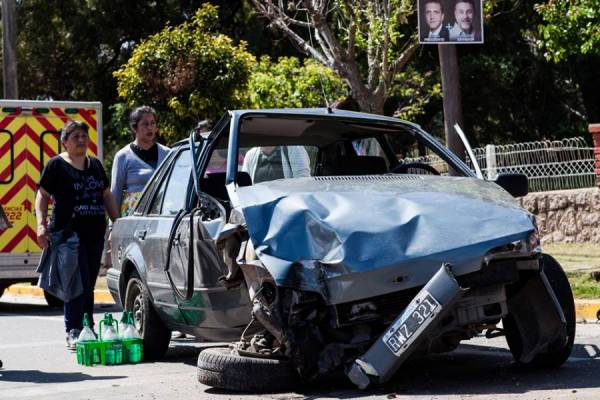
[526,230,541,254]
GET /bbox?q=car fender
[118,242,149,299]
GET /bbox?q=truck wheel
[124,271,171,359]
[504,254,575,367]
[43,290,64,308]
[197,347,298,392]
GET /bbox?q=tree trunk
[353,90,385,115]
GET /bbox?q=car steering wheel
[392,162,440,175]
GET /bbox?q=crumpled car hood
[235,175,535,304]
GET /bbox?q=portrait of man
[421,0,449,42]
[448,0,482,42]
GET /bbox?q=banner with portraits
[418,0,484,44]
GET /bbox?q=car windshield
[200,113,470,192]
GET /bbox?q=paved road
[1,295,599,400]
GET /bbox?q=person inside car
[242,146,310,183]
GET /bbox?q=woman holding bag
[35,120,119,350]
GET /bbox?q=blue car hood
[235,175,535,303]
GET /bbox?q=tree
[250,0,419,115]
[535,0,600,123]
[535,0,600,63]
[113,4,255,140]
[247,56,348,108]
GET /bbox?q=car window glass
[387,134,452,175]
[147,169,169,215]
[135,150,176,215]
[161,149,191,215]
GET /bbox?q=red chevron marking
[0,175,36,204]
[23,199,32,212]
[0,149,42,181]
[50,107,70,123]
[34,114,59,133]
[48,108,97,155]
[0,225,37,253]
[78,109,97,131]
[0,114,16,130]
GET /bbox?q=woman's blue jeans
[64,238,104,332]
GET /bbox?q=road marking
[585,344,598,358]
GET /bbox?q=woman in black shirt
[35,121,119,349]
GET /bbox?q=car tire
[197,347,298,392]
[43,290,64,308]
[124,271,171,360]
[504,254,575,367]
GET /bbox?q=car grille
[314,175,422,182]
[333,286,423,327]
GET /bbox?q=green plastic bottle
[122,311,143,363]
[99,313,123,365]
[76,313,101,366]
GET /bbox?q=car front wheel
[124,271,171,359]
[504,254,575,367]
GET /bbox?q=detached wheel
[43,290,64,308]
[124,271,171,359]
[504,254,575,367]
[197,347,298,392]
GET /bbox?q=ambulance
[0,100,102,306]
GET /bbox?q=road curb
[3,284,599,321]
[4,284,115,304]
[575,299,600,322]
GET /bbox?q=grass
[544,242,600,299]
[566,272,600,299]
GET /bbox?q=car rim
[132,285,144,333]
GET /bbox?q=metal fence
[466,137,596,192]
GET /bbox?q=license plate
[383,290,440,356]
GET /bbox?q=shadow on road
[0,370,126,383]
[203,342,600,398]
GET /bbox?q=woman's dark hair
[60,120,89,142]
[129,106,158,140]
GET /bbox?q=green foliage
[114,4,255,140]
[390,68,441,122]
[247,56,348,109]
[536,0,600,62]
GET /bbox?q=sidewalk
[3,284,115,304]
[2,283,599,322]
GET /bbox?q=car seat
[327,155,388,176]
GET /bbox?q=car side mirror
[494,173,528,197]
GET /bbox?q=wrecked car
[108,109,575,392]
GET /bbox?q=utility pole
[2,0,18,99]
[438,44,465,164]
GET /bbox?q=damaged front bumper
[347,264,467,389]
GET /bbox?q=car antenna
[305,13,332,111]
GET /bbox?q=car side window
[161,149,191,215]
[148,176,168,215]
[135,150,176,215]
